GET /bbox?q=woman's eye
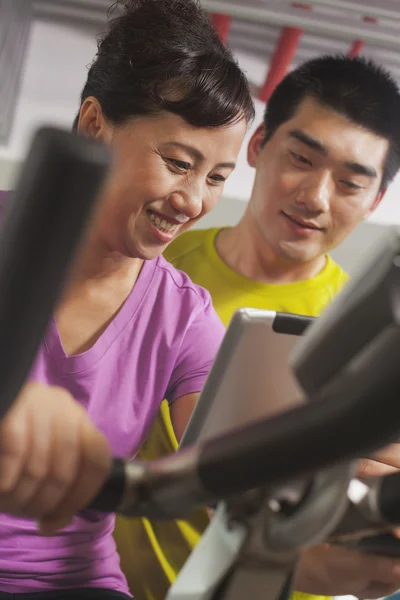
[168,158,191,170]
[291,151,312,166]
[209,174,226,184]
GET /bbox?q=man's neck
[215,210,326,284]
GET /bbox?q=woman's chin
[126,241,166,261]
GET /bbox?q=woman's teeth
[147,210,177,233]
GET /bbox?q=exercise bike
[2,127,400,600]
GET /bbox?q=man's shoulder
[325,255,349,290]
[164,227,218,265]
[297,256,349,316]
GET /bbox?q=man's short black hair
[264,55,400,189]
[72,0,254,131]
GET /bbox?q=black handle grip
[88,457,127,512]
[0,127,111,420]
[379,471,400,523]
[334,473,400,557]
[345,534,400,558]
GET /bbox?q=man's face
[247,97,388,263]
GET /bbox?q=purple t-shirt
[0,191,225,594]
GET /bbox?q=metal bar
[200,0,400,49]
[309,0,400,22]
[232,23,400,66]
[0,0,33,144]
[32,1,106,24]
[32,0,110,10]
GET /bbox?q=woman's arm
[0,381,111,533]
[170,392,199,443]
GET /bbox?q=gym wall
[0,17,395,277]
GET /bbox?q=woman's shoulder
[154,254,213,310]
[164,227,218,265]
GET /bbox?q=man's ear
[364,188,386,219]
[247,123,266,168]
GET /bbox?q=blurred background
[1,0,400,272]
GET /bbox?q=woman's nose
[169,184,204,219]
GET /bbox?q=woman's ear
[247,123,266,168]
[77,97,112,142]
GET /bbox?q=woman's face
[79,99,247,260]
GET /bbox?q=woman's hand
[358,443,400,479]
[0,381,111,534]
[294,445,400,597]
[295,543,400,598]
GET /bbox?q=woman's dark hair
[73,0,254,131]
[264,55,400,189]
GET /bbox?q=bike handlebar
[89,319,400,516]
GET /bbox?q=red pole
[258,26,303,103]
[363,16,378,23]
[348,39,364,57]
[211,13,232,45]
[348,17,377,59]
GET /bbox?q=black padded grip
[336,473,400,557]
[0,127,110,420]
[346,534,400,557]
[378,471,400,524]
[87,457,127,512]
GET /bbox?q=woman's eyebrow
[162,141,236,168]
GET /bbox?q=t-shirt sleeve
[166,295,225,404]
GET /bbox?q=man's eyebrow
[162,141,236,168]
[289,130,377,178]
[343,161,377,179]
[288,130,328,155]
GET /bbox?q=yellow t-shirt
[166,227,349,324]
[114,227,349,600]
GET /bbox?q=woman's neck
[65,230,143,293]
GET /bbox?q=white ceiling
[31,0,400,85]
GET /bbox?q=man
[115,55,400,600]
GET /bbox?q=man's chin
[278,240,323,264]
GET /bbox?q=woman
[0,0,254,598]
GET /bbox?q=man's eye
[341,180,362,190]
[168,158,191,170]
[291,151,312,166]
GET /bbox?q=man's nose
[296,172,331,214]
